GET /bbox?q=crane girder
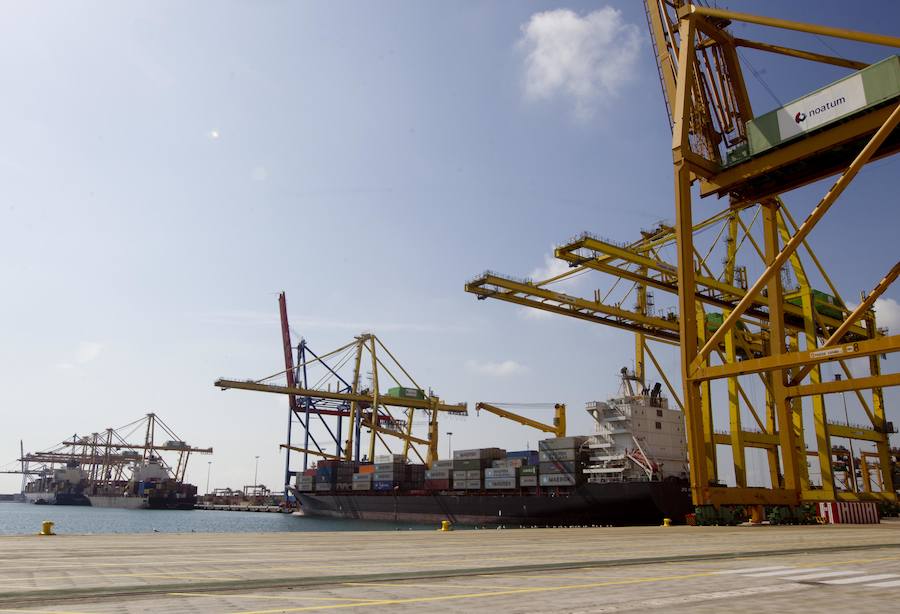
[215,378,467,415]
[465,273,681,344]
[555,233,870,340]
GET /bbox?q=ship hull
[87,494,197,510]
[295,479,691,526]
[23,491,90,506]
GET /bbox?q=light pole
[835,374,857,492]
[446,432,453,459]
[254,455,260,490]
[206,461,212,495]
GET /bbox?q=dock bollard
[439,520,453,532]
[662,518,672,527]
[39,521,55,536]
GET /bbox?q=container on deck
[485,478,517,490]
[538,437,588,451]
[464,480,482,489]
[453,448,506,461]
[484,467,516,479]
[424,479,451,490]
[540,473,577,487]
[519,475,538,487]
[465,470,482,480]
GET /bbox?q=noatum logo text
[794,96,847,124]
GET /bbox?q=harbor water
[0,502,429,535]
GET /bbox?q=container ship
[15,414,209,510]
[292,381,693,526]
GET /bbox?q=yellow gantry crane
[468,1,900,514]
[475,402,566,438]
[216,332,467,466]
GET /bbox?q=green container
[744,55,900,160]
[519,466,538,476]
[387,386,425,400]
[786,289,845,320]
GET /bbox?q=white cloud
[75,341,103,364]
[873,297,900,333]
[518,7,641,119]
[55,341,103,370]
[465,359,529,377]
[529,252,570,281]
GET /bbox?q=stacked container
[453,448,505,490]
[424,459,453,490]
[351,465,375,491]
[295,474,314,492]
[538,437,589,487]
[373,457,406,491]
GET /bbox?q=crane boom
[475,402,566,438]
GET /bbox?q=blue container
[372,481,395,492]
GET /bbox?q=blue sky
[1,1,898,493]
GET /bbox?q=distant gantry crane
[468,1,899,516]
[215,292,468,497]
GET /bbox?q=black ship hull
[295,479,692,526]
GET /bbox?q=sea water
[0,502,429,535]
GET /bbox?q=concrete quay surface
[0,522,899,613]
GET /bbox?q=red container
[424,479,451,490]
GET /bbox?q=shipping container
[432,459,454,469]
[492,458,524,469]
[373,471,399,482]
[540,473,577,487]
[452,470,467,482]
[374,454,407,465]
[540,460,577,475]
[425,468,451,480]
[485,478,517,489]
[539,449,583,462]
[519,475,538,487]
[352,473,373,482]
[519,466,538,476]
[358,465,376,475]
[386,386,425,400]
[465,470,482,480]
[452,459,486,472]
[453,448,506,461]
[737,55,900,163]
[464,480,482,489]
[484,467,517,479]
[424,479,451,490]
[372,481,396,492]
[374,462,405,472]
[538,437,588,451]
[351,481,371,491]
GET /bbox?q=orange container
[358,465,376,475]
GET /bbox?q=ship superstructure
[585,370,689,484]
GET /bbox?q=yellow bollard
[39,521,55,536]
[662,518,672,527]
[439,520,453,532]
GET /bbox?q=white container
[452,470,467,482]
[484,467,516,479]
[465,470,482,480]
[540,473,577,487]
[485,478,516,489]
[519,476,538,487]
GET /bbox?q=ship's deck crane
[475,402,566,438]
